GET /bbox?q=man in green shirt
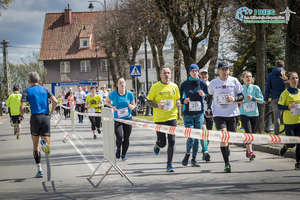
[6,85,22,139]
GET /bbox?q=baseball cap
[199,68,208,73]
[217,62,229,69]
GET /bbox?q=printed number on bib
[161,100,173,110]
[291,104,300,115]
[216,94,229,105]
[117,107,129,118]
[89,108,95,113]
[243,102,256,113]
[189,101,202,111]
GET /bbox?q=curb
[235,143,296,159]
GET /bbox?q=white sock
[37,163,42,171]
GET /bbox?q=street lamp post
[144,32,151,116]
[144,33,149,94]
[95,46,99,86]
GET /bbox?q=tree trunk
[110,58,118,89]
[286,0,300,75]
[173,40,182,87]
[148,40,160,81]
[255,24,266,133]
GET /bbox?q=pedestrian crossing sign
[130,65,141,77]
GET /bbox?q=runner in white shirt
[208,62,244,173]
[74,86,86,123]
[99,85,109,107]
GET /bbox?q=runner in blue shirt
[20,72,58,178]
[106,78,135,161]
[240,71,264,161]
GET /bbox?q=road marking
[56,124,96,172]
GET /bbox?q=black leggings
[63,104,70,118]
[115,120,132,157]
[76,104,85,121]
[240,115,258,133]
[205,116,213,130]
[284,123,300,163]
[89,115,101,131]
[155,119,176,164]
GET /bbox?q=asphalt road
[0,114,299,200]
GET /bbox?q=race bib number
[161,100,173,110]
[291,104,300,115]
[117,107,129,118]
[89,108,95,113]
[189,101,202,111]
[243,102,256,113]
[216,94,229,105]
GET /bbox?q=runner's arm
[49,96,58,116]
[146,99,158,108]
[20,102,26,119]
[278,104,289,110]
[234,93,244,102]
[106,97,117,111]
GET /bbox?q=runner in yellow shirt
[86,87,102,139]
[146,66,180,172]
[6,85,22,139]
[278,72,300,170]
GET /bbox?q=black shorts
[30,114,50,137]
[213,116,238,132]
[11,116,20,124]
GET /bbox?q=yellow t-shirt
[147,81,180,122]
[6,93,22,116]
[278,89,300,124]
[86,95,102,113]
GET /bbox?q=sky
[0,0,98,64]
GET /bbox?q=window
[80,38,89,48]
[80,60,91,72]
[60,61,70,73]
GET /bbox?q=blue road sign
[130,65,141,77]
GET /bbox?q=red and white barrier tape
[59,105,300,144]
[114,118,300,145]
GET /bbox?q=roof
[39,11,106,61]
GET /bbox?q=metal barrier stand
[87,107,134,188]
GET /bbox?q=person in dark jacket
[264,60,287,135]
[180,64,209,167]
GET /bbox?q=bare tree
[94,1,143,87]
[154,0,225,76]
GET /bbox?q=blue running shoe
[191,159,200,167]
[166,163,175,172]
[35,169,43,178]
[40,139,50,155]
[121,156,128,161]
[153,144,160,155]
[116,151,121,159]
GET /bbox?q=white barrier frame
[86,107,134,188]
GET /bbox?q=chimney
[64,4,72,25]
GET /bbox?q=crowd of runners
[4,60,300,178]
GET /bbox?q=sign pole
[135,77,138,103]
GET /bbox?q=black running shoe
[280,145,288,156]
